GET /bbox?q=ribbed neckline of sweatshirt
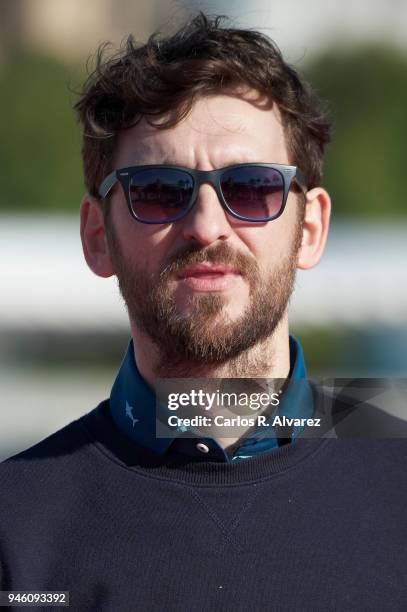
[79,396,328,487]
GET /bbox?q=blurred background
[1,0,406,461]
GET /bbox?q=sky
[187,0,407,63]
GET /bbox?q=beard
[107,218,303,377]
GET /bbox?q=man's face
[105,92,304,372]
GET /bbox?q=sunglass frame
[98,163,308,224]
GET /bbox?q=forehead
[114,91,289,167]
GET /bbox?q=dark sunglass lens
[220,167,284,220]
[129,169,193,221]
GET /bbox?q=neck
[130,317,291,450]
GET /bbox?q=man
[1,13,406,612]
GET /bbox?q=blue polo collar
[109,335,313,462]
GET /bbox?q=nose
[180,183,233,246]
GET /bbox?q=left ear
[297,187,331,270]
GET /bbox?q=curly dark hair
[74,12,331,208]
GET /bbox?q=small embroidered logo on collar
[125,401,139,427]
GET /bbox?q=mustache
[159,242,259,280]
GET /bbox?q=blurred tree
[304,45,407,218]
[0,51,84,213]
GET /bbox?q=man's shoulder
[0,401,106,494]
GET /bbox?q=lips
[174,262,242,292]
[177,264,240,279]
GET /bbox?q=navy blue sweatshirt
[1,388,407,611]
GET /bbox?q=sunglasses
[98,163,308,224]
